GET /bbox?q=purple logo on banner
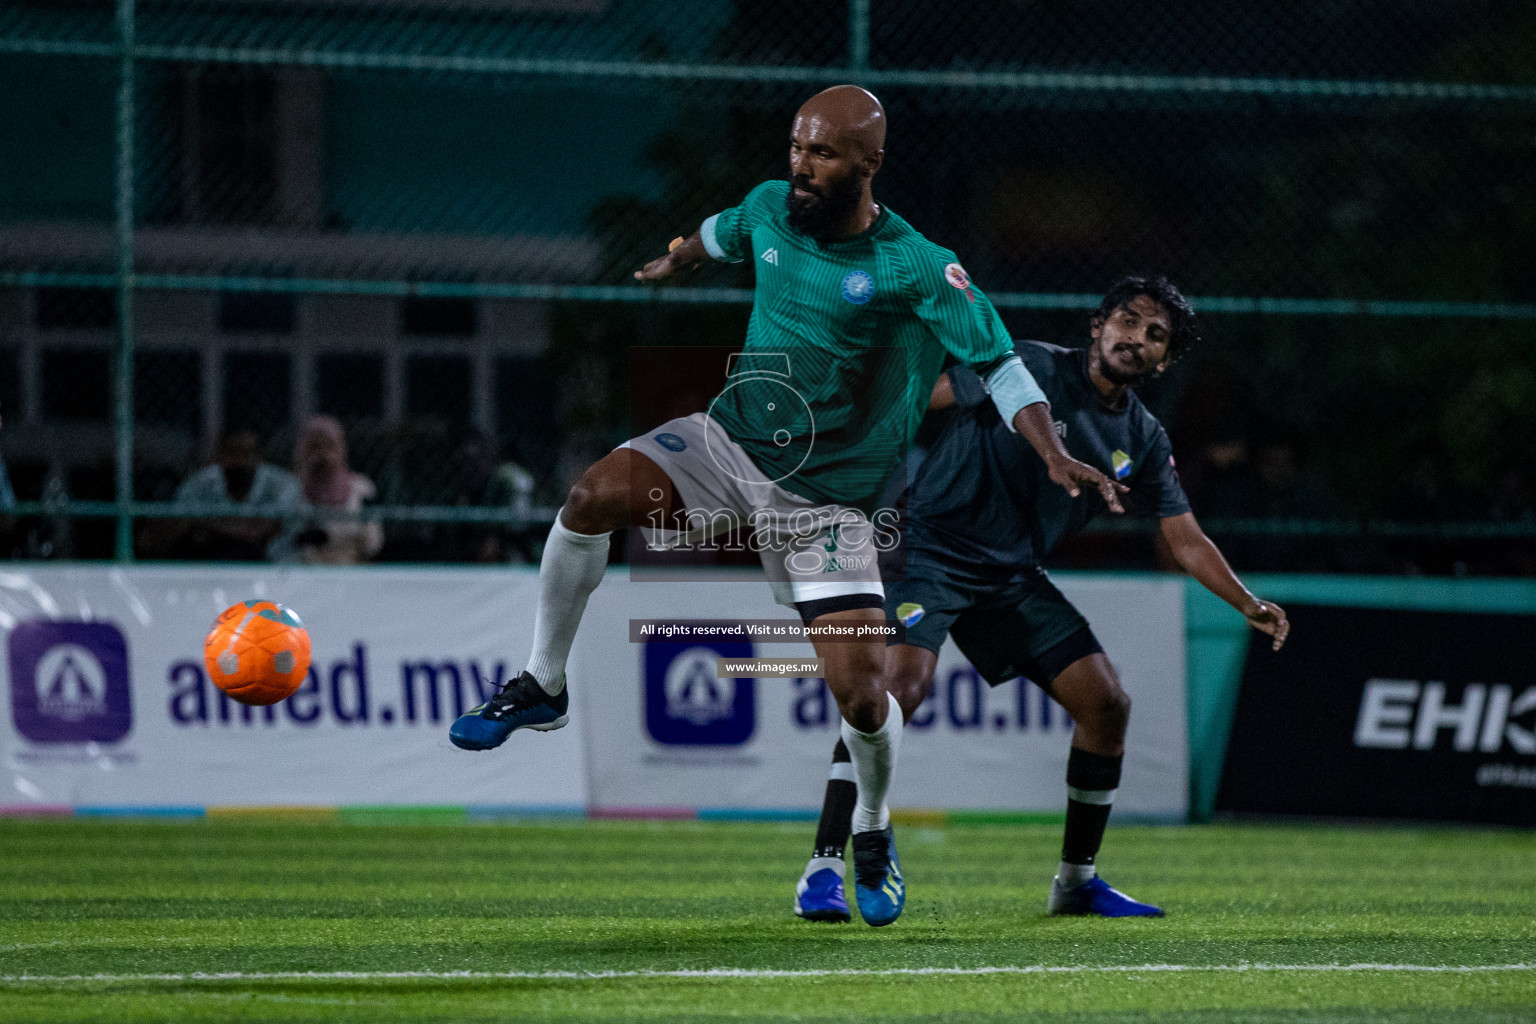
[8,620,132,743]
[643,640,755,746]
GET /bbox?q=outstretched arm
[1012,402,1126,514]
[982,356,1125,513]
[936,364,1126,512]
[903,254,1123,511]
[634,230,709,282]
[636,182,777,282]
[1160,511,1290,650]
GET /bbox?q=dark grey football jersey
[898,340,1190,581]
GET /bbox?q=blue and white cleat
[449,671,569,751]
[1048,875,1164,917]
[794,864,850,923]
[851,826,904,927]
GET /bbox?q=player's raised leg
[1045,651,1162,917]
[803,602,905,927]
[797,641,934,922]
[450,449,681,750]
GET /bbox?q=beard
[786,172,863,238]
[1096,343,1161,388]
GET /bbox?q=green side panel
[337,805,469,826]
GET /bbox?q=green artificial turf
[1,818,1532,1022]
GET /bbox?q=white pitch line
[1,964,1533,983]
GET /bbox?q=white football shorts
[620,412,884,608]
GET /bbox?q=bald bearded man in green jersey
[450,85,1119,927]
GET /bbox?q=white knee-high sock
[840,692,903,834]
[524,512,611,695]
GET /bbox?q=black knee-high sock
[1061,746,1123,867]
[811,739,857,860]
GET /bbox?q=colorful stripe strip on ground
[0,804,1085,824]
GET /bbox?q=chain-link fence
[2,1,1534,572]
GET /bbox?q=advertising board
[1217,604,1536,825]
[578,573,1187,817]
[2,567,1186,817]
[0,567,586,810]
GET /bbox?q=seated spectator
[1485,466,1536,576]
[0,404,15,556]
[293,415,383,565]
[441,429,539,563]
[1388,450,1487,576]
[0,407,12,514]
[1206,434,1342,573]
[485,440,539,563]
[1175,424,1250,517]
[1393,451,1483,524]
[140,429,302,561]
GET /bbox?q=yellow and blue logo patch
[1111,449,1133,480]
[896,602,925,627]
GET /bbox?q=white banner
[1,567,1185,817]
[0,567,586,810]
[576,570,1187,818]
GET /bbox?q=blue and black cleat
[851,826,904,927]
[449,671,569,751]
[794,866,850,923]
[1047,875,1164,917]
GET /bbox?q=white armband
[699,214,743,263]
[985,355,1048,431]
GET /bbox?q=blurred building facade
[1,1,1534,570]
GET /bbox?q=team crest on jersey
[1111,449,1133,480]
[654,433,687,452]
[896,602,925,627]
[944,262,976,303]
[841,270,874,305]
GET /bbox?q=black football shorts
[885,565,1103,691]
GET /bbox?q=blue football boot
[1048,874,1164,917]
[449,671,569,751]
[851,826,904,927]
[794,864,850,923]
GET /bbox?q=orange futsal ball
[203,600,312,706]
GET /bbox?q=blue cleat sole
[449,713,567,751]
[448,672,570,751]
[795,867,850,923]
[1048,875,1164,917]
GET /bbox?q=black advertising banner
[1217,604,1536,826]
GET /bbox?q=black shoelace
[483,676,542,721]
[851,830,888,890]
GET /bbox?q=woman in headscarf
[293,415,383,565]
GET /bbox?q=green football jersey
[702,179,1014,513]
